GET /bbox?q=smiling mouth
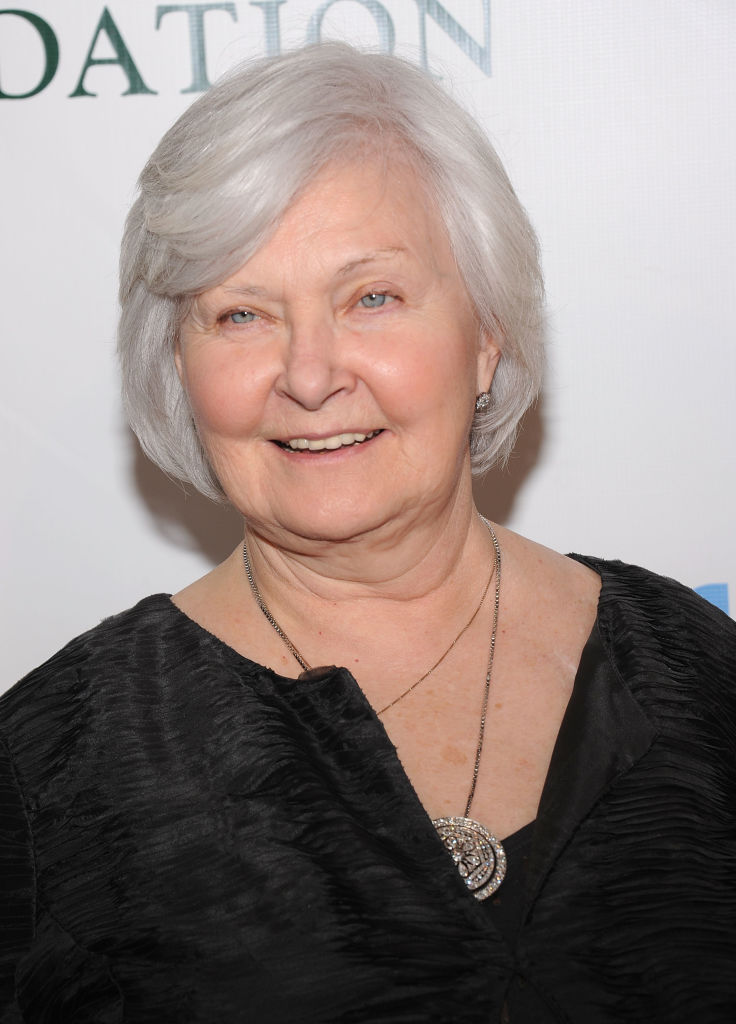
[273,429,383,452]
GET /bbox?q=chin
[259,491,404,546]
[282,507,387,544]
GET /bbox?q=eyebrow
[220,283,270,298]
[218,247,408,299]
[335,247,407,278]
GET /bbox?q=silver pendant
[432,816,507,901]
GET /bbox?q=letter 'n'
[414,0,491,77]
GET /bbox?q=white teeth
[284,430,378,451]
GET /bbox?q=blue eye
[230,310,258,324]
[359,292,391,308]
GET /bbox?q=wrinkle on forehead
[189,150,457,317]
[272,157,449,282]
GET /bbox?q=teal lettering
[156,3,237,93]
[70,7,156,97]
[306,0,395,52]
[0,9,59,98]
[414,0,491,76]
[250,0,285,58]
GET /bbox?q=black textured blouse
[1,557,735,1023]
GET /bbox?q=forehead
[241,152,453,275]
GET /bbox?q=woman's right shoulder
[0,594,186,739]
[0,592,211,1005]
[0,592,232,840]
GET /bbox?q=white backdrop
[2,0,734,688]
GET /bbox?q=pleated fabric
[1,558,734,1023]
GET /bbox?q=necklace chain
[241,543,311,672]
[241,517,500,818]
[376,550,494,713]
[377,556,491,711]
[241,518,505,900]
[242,540,494,713]
[464,519,500,817]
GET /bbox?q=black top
[1,557,735,1023]
[483,819,535,945]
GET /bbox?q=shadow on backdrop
[129,397,544,565]
[132,437,243,565]
[473,397,545,525]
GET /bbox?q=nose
[276,315,352,410]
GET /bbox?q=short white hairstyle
[119,42,544,501]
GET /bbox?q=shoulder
[571,554,735,647]
[571,554,736,726]
[0,593,273,782]
[0,595,216,779]
[0,594,269,902]
[0,599,186,985]
[2,595,179,718]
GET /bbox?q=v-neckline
[158,555,656,927]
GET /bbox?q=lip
[271,429,384,454]
[273,428,382,442]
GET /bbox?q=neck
[242,486,490,610]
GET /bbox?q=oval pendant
[432,816,507,901]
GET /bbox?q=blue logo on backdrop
[695,584,730,616]
[0,1,491,98]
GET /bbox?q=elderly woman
[1,43,734,1024]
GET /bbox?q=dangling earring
[475,391,491,413]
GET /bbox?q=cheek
[374,328,477,422]
[181,347,268,440]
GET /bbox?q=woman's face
[176,155,499,545]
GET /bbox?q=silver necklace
[241,518,506,900]
[242,538,495,709]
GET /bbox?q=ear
[173,339,185,384]
[476,329,501,395]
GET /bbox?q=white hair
[118,42,544,501]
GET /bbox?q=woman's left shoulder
[499,526,735,690]
[571,552,735,640]
[567,554,736,725]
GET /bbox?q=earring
[475,391,491,413]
